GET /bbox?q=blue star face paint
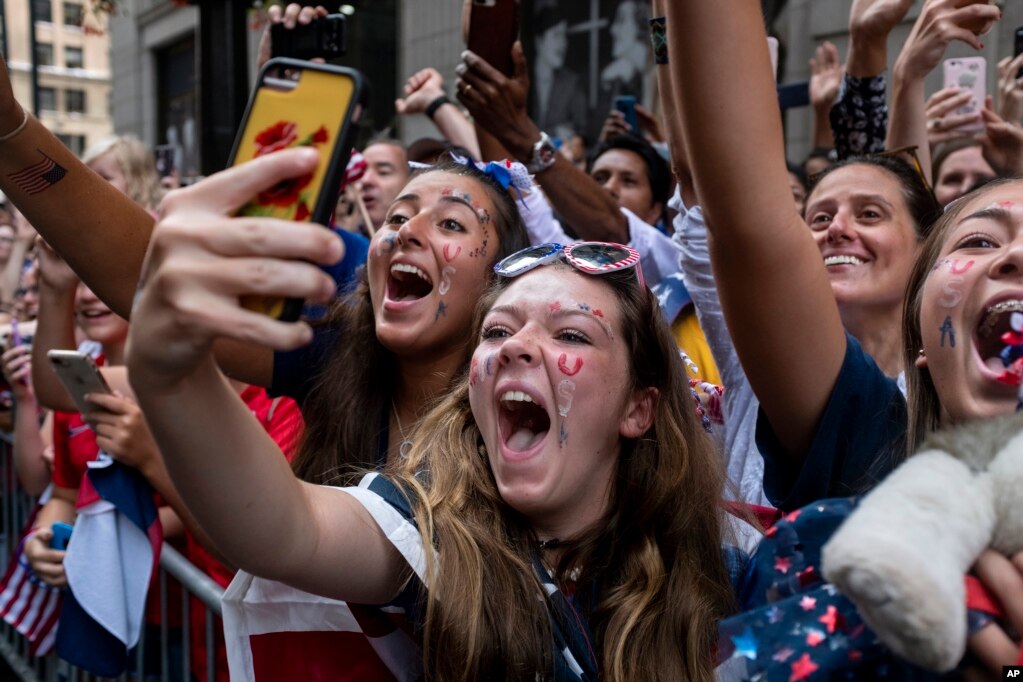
[435,301,448,321]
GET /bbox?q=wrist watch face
[531,133,556,172]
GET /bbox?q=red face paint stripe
[558,354,583,376]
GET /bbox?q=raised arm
[127,150,402,602]
[666,0,846,457]
[456,45,629,244]
[0,57,152,319]
[887,0,1000,183]
[395,68,481,160]
[829,0,914,159]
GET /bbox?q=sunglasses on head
[494,242,644,287]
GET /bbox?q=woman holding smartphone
[126,150,739,678]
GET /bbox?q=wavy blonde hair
[82,135,162,210]
[392,265,735,681]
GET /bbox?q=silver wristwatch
[526,131,557,174]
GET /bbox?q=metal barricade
[0,432,228,682]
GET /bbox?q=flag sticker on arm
[9,150,67,195]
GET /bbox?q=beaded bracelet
[649,17,668,65]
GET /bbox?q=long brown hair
[292,161,530,483]
[395,265,735,681]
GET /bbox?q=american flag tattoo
[9,151,67,195]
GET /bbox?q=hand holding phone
[229,58,365,320]
[942,57,986,134]
[467,0,519,77]
[47,350,111,415]
[614,96,639,134]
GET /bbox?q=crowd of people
[0,0,1020,679]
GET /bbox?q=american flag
[0,512,63,657]
[9,151,67,195]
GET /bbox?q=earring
[918,349,926,357]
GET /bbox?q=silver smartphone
[47,350,110,414]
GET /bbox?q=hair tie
[451,154,532,208]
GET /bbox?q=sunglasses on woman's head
[494,242,644,288]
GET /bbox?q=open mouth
[498,390,551,454]
[976,300,1023,384]
[824,255,866,267]
[387,263,433,302]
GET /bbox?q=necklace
[391,401,413,460]
[538,538,562,551]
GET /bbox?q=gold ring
[463,83,473,94]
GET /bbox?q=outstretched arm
[456,44,629,244]
[128,150,403,602]
[665,0,847,457]
[0,57,152,319]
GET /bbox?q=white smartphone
[942,56,986,133]
[47,350,110,415]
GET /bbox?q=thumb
[394,98,407,114]
[512,41,529,84]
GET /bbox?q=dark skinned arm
[456,44,629,243]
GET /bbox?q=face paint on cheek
[468,225,490,259]
[477,354,487,386]
[485,354,496,377]
[939,316,956,348]
[377,232,399,257]
[939,276,965,308]
[439,266,456,295]
[475,206,491,225]
[948,260,974,275]
[469,357,479,387]
[557,379,576,417]
[443,245,462,262]
[548,302,561,313]
[435,301,448,321]
[559,422,568,448]
[557,353,583,376]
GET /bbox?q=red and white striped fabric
[221,478,426,681]
[0,516,62,656]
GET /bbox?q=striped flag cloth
[0,504,62,657]
[56,456,162,678]
[340,149,367,190]
[222,476,424,681]
[8,152,67,195]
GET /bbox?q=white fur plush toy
[821,412,1023,672]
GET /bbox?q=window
[32,0,52,23]
[35,43,54,66]
[66,89,85,114]
[63,2,83,27]
[56,134,85,156]
[65,46,83,69]
[38,87,56,112]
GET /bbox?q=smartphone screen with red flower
[229,59,366,321]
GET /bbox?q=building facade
[106,0,1023,170]
[2,0,113,156]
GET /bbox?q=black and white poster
[524,0,651,141]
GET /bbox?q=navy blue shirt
[756,334,907,512]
